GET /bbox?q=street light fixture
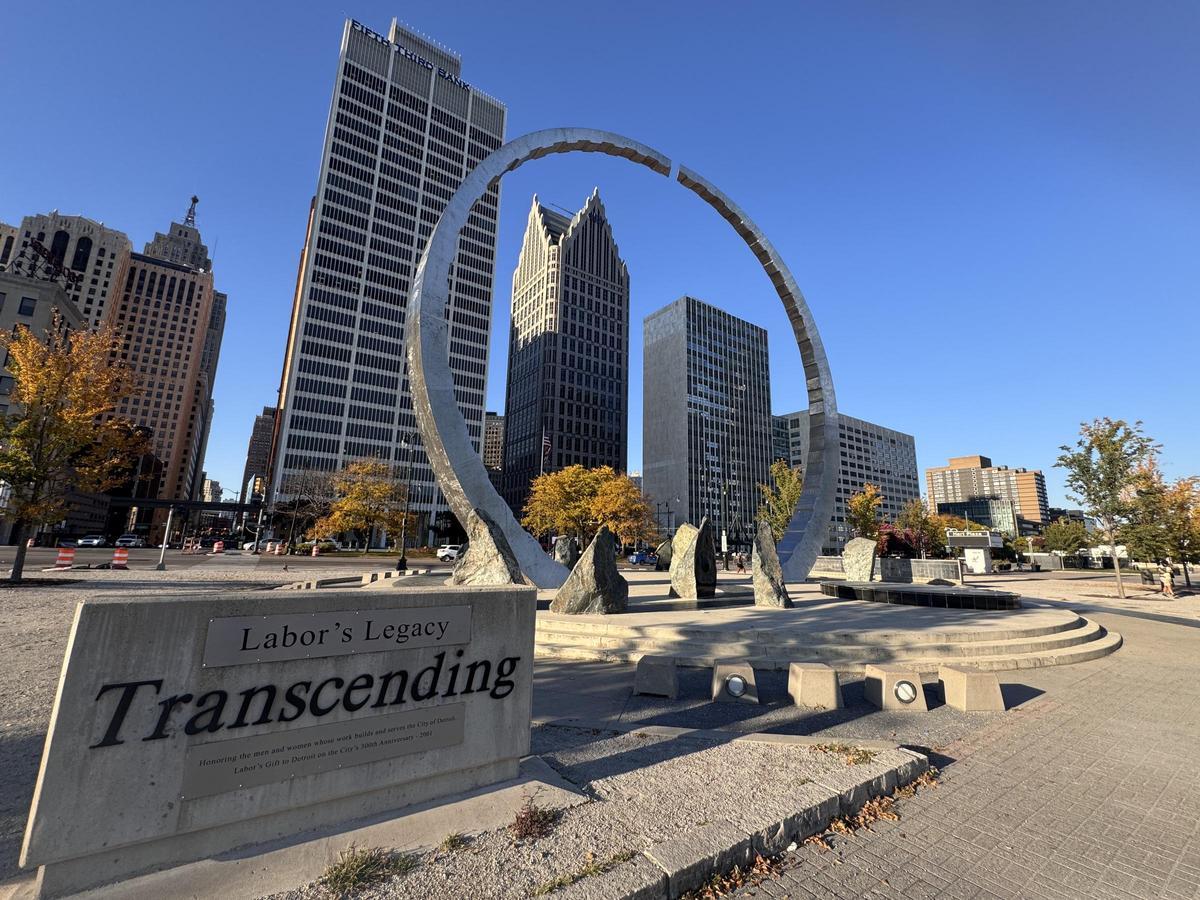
[397,435,413,573]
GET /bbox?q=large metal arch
[408,128,837,588]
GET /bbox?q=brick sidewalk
[733,608,1200,900]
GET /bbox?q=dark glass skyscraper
[501,191,629,514]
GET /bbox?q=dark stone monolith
[654,539,672,572]
[553,535,580,569]
[843,537,878,583]
[752,521,792,608]
[446,507,528,586]
[550,526,629,614]
[670,517,717,599]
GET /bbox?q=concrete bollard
[864,664,928,712]
[938,665,1005,712]
[787,662,842,709]
[634,655,678,699]
[712,659,759,704]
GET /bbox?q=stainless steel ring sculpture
[408,128,837,588]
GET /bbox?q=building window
[71,237,93,272]
[18,297,36,316]
[0,377,13,395]
[49,231,70,266]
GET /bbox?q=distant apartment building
[201,478,223,503]
[643,296,773,552]
[775,411,920,554]
[926,455,1049,526]
[501,191,629,512]
[2,212,132,328]
[242,406,278,499]
[270,18,506,546]
[483,411,504,469]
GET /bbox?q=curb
[535,720,929,899]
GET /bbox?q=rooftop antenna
[185,195,199,228]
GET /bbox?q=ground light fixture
[407,128,838,589]
[724,674,749,699]
[894,680,920,704]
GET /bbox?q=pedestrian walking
[1161,565,1176,599]
[735,553,746,574]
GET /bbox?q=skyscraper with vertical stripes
[270,18,505,542]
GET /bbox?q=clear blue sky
[2,1,1197,506]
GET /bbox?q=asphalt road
[2,547,452,572]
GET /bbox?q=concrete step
[534,612,1088,647]
[534,618,1104,663]
[535,622,1122,674]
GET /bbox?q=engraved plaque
[202,606,472,667]
[181,703,466,798]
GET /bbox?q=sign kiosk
[945,529,1004,574]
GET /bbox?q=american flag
[542,433,552,458]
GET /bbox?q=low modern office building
[774,410,920,554]
[643,296,773,552]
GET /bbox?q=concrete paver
[727,606,1200,899]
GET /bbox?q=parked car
[76,535,108,548]
[627,550,658,566]
[437,543,463,562]
[115,534,146,548]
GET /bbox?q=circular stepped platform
[534,598,1121,674]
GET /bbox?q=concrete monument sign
[407,128,837,588]
[21,586,535,897]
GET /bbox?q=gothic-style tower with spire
[500,189,630,514]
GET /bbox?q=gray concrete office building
[501,191,629,513]
[643,296,772,552]
[270,18,506,543]
[775,410,919,554]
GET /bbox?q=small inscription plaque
[180,703,465,799]
[203,606,472,667]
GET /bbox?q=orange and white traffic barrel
[111,547,129,570]
[311,544,319,557]
[212,540,225,554]
[54,547,76,568]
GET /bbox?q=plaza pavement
[719,599,1200,900]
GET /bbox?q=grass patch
[438,831,469,853]
[318,845,417,897]
[510,793,560,841]
[813,742,876,766]
[531,849,637,896]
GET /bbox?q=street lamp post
[155,506,174,571]
[397,436,413,573]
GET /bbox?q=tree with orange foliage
[0,314,145,581]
